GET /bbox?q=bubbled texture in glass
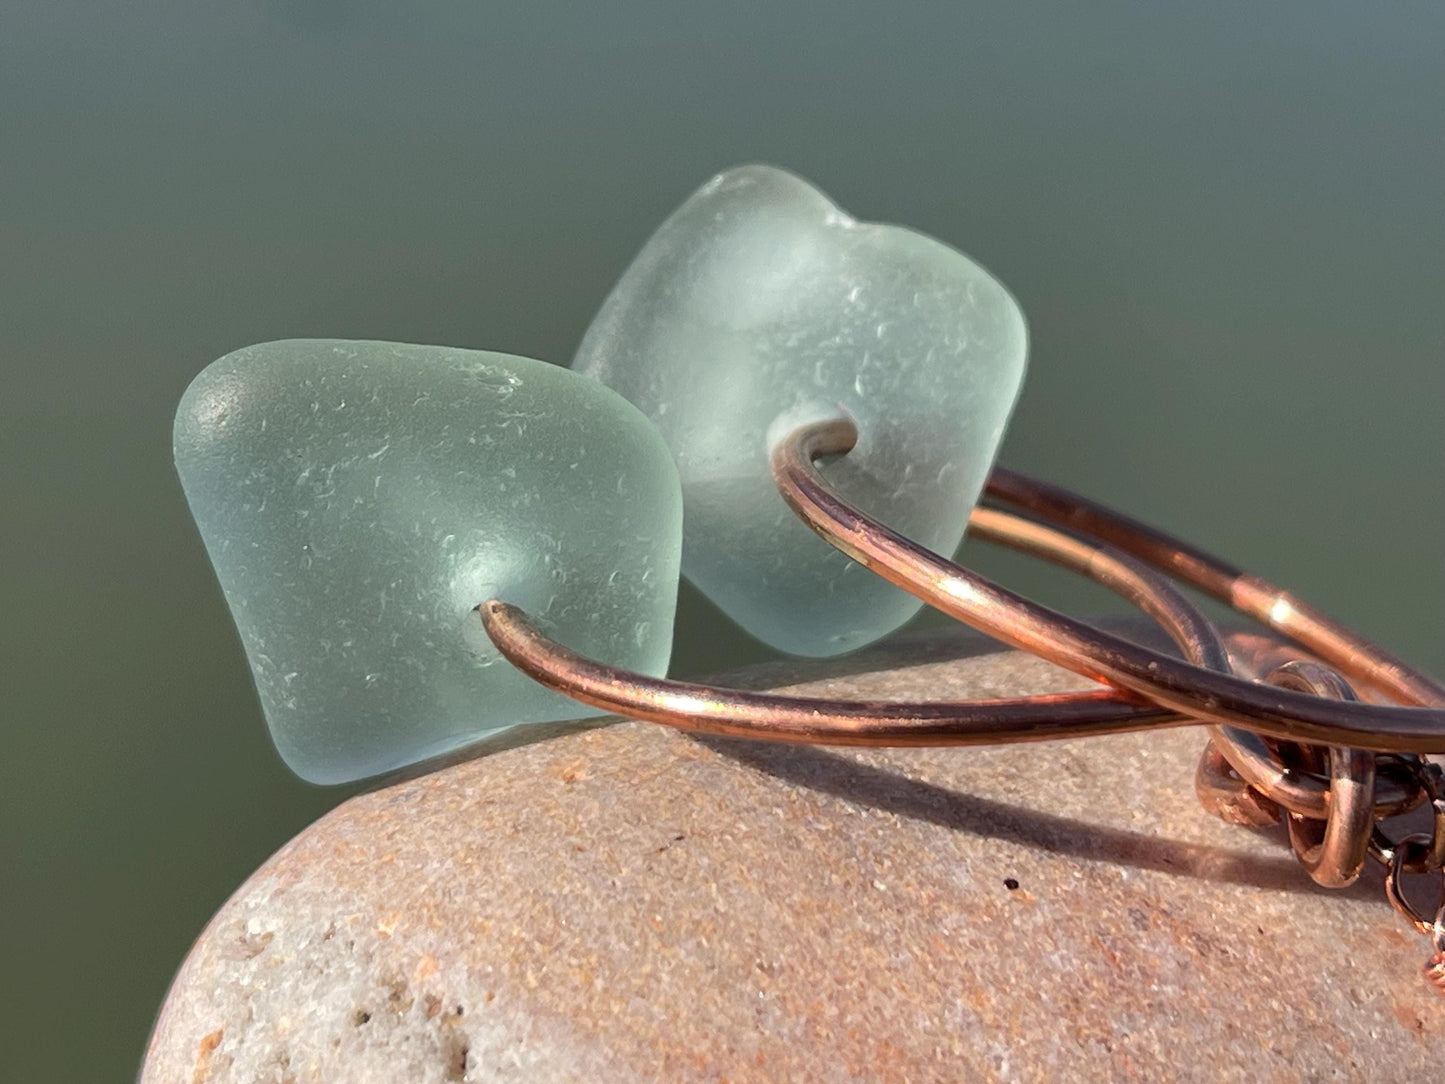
[175,340,682,783]
[575,165,1027,656]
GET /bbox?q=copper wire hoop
[772,417,1445,753]
[482,489,1353,748]
[481,500,1223,746]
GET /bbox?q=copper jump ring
[1265,660,1375,888]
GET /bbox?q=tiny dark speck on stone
[353,1010,371,1026]
[1004,878,1020,891]
[455,1005,465,1015]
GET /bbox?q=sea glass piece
[174,340,682,783]
[575,164,1028,656]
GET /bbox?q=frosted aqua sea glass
[575,164,1028,657]
[175,340,682,783]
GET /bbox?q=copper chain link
[1200,691,1445,993]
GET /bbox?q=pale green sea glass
[174,340,682,783]
[575,164,1028,657]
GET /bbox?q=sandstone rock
[144,626,1445,1082]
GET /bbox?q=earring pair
[175,162,1036,782]
[175,166,1445,983]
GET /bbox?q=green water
[1,3,1439,1078]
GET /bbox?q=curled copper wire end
[772,417,1445,752]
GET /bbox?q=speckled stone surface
[144,626,1445,1082]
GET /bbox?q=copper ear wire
[772,417,1445,752]
[485,596,1176,744]
[484,417,1442,775]
[486,478,1377,748]
[481,495,1228,747]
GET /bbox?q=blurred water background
[1,3,1440,1078]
